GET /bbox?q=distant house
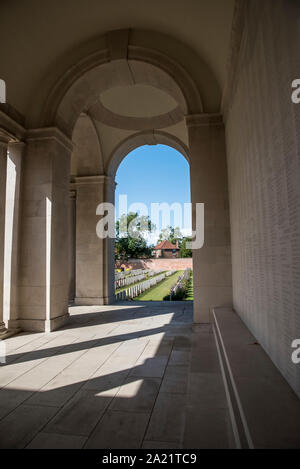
[153,240,180,259]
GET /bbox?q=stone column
[186,114,232,323]
[0,133,9,336]
[3,142,24,330]
[105,175,116,302]
[75,175,115,305]
[68,190,76,303]
[17,128,73,332]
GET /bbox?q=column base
[193,306,211,324]
[16,313,70,332]
[75,296,115,306]
[0,323,21,340]
[0,322,7,335]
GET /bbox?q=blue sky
[115,144,192,244]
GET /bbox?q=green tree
[158,226,182,245]
[179,237,193,258]
[115,212,154,260]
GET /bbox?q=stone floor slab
[26,431,87,449]
[160,365,189,394]
[0,404,59,449]
[144,392,187,444]
[85,410,150,448]
[110,377,161,413]
[44,389,112,436]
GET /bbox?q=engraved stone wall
[225,0,300,396]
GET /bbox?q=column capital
[26,127,73,153]
[185,113,223,128]
[8,140,26,148]
[0,135,10,147]
[0,129,17,147]
[73,175,116,187]
[0,107,25,142]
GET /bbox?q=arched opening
[65,48,197,310]
[114,143,193,303]
[16,28,231,330]
[62,39,231,324]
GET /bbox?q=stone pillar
[17,128,73,332]
[74,175,115,305]
[68,190,76,303]
[105,175,116,302]
[186,114,232,323]
[0,133,9,336]
[3,142,24,330]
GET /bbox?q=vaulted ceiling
[0,0,235,119]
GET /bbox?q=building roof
[153,240,179,250]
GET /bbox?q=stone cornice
[0,109,74,154]
[0,130,15,145]
[185,113,223,128]
[0,109,25,142]
[73,175,115,186]
[26,127,73,152]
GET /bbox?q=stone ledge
[213,306,300,448]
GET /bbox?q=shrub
[171,286,186,301]
[163,269,192,302]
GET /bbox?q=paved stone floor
[0,302,234,449]
[2,303,299,448]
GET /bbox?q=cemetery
[115,269,175,301]
[115,267,193,302]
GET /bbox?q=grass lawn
[134,270,184,301]
[185,272,194,301]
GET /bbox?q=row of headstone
[115,273,146,290]
[115,269,145,281]
[170,268,192,298]
[115,270,174,301]
[115,269,164,290]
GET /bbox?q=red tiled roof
[153,240,179,250]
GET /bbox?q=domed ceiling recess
[100,84,178,118]
[91,84,184,130]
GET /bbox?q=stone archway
[61,30,202,312]
[10,29,231,331]
[37,29,206,133]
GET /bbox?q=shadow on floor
[1,302,216,449]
